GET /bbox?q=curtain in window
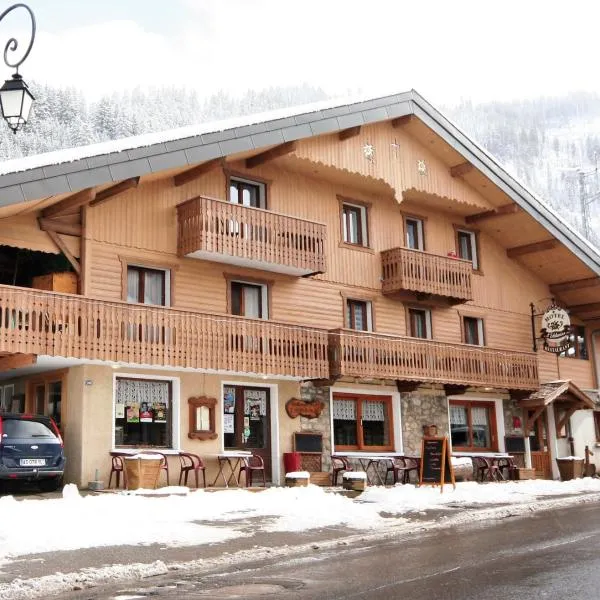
[450,405,467,425]
[116,379,170,406]
[471,406,488,426]
[127,269,140,303]
[243,286,261,318]
[362,400,385,421]
[144,271,164,306]
[333,399,356,420]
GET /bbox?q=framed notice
[223,413,234,434]
[419,436,455,493]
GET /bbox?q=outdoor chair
[473,456,501,482]
[108,454,125,489]
[331,456,353,486]
[238,454,266,487]
[386,457,419,484]
[178,452,206,488]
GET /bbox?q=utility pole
[579,169,591,239]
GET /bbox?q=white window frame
[408,307,432,339]
[229,176,266,209]
[342,202,369,246]
[111,373,181,453]
[346,298,373,332]
[405,217,424,251]
[231,279,269,320]
[457,229,479,270]
[126,264,171,307]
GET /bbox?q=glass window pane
[144,270,165,306]
[333,399,358,446]
[471,406,491,448]
[223,386,236,449]
[229,182,239,204]
[127,268,140,303]
[450,405,469,448]
[243,286,261,319]
[47,382,62,428]
[362,400,389,447]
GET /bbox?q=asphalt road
[47,501,600,600]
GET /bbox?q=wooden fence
[177,196,327,275]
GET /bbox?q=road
[56,502,600,599]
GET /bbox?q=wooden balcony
[0,285,329,379]
[329,329,539,391]
[177,196,327,276]
[381,247,473,304]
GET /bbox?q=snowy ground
[3,478,600,567]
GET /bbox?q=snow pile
[343,472,368,480]
[451,457,473,467]
[1,478,600,567]
[285,471,310,479]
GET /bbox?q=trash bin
[124,454,162,490]
[556,457,584,481]
[283,451,302,474]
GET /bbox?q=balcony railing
[0,285,329,379]
[177,196,327,276]
[329,329,539,390]
[381,247,473,303]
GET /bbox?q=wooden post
[524,435,532,469]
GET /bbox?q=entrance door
[223,385,271,480]
[528,409,552,479]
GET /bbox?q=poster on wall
[223,413,234,433]
[115,404,125,419]
[224,388,235,413]
[126,405,140,423]
[153,402,167,423]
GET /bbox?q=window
[230,281,268,319]
[463,316,485,346]
[114,378,172,448]
[408,308,432,339]
[346,299,372,331]
[450,400,497,452]
[333,393,393,451]
[229,176,265,208]
[594,412,600,442]
[30,377,63,431]
[405,216,424,250]
[342,202,369,246]
[559,326,588,360]
[127,266,168,306]
[456,229,479,270]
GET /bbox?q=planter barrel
[124,456,162,490]
[556,458,584,481]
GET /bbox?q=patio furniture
[473,456,502,482]
[108,453,125,489]
[238,454,266,487]
[211,451,252,487]
[178,452,206,488]
[331,455,353,486]
[386,456,421,484]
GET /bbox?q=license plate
[20,459,46,466]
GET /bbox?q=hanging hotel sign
[540,303,571,353]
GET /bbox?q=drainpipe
[591,329,600,392]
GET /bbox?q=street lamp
[0,3,35,134]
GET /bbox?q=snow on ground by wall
[2,479,600,567]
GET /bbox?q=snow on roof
[0,89,405,177]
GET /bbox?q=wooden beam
[41,188,96,219]
[338,126,361,141]
[507,239,559,258]
[173,158,224,187]
[38,218,81,237]
[245,142,297,169]
[556,406,578,437]
[450,162,474,178]
[525,405,546,435]
[465,204,520,224]
[0,353,36,371]
[45,230,81,276]
[89,177,140,208]
[391,116,412,128]
[550,277,600,294]
[567,302,600,313]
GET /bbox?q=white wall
[571,410,600,469]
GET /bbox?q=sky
[1,0,600,106]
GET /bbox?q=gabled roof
[521,380,596,410]
[0,89,598,275]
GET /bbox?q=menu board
[419,436,455,492]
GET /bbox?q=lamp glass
[0,75,34,132]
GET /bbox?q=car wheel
[38,478,62,493]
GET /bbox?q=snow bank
[285,471,310,478]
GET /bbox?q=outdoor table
[211,451,252,487]
[452,452,515,482]
[332,452,405,485]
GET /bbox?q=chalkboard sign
[419,436,455,492]
[504,436,526,453]
[293,432,323,453]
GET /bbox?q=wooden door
[223,385,271,480]
[528,409,552,479]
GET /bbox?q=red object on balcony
[283,452,302,474]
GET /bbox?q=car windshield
[2,419,56,439]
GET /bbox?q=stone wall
[298,382,331,472]
[401,387,449,454]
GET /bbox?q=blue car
[0,413,66,492]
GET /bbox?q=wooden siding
[381,247,473,302]
[176,195,326,275]
[329,329,539,390]
[0,284,329,379]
